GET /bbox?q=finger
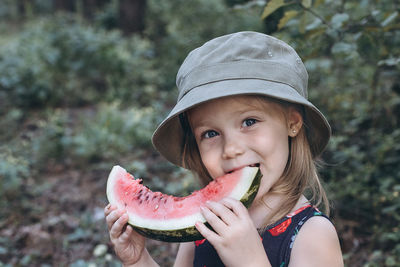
[220,198,248,218]
[104,203,114,217]
[105,208,121,230]
[119,224,133,243]
[110,213,129,240]
[195,221,220,245]
[200,206,227,234]
[206,201,237,225]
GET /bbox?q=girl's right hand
[104,204,146,266]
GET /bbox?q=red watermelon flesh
[106,165,261,241]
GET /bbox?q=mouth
[226,163,260,174]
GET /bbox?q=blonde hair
[179,96,330,225]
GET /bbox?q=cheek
[262,139,289,173]
[198,148,220,178]
[255,134,290,194]
[254,131,289,159]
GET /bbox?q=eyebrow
[190,118,213,131]
[187,97,271,128]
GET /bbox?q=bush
[0,148,30,202]
[31,109,71,168]
[0,15,155,110]
[0,0,267,112]
[69,103,159,163]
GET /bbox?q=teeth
[248,164,260,167]
[226,164,259,174]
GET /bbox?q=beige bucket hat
[152,31,331,166]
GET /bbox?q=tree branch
[300,4,332,29]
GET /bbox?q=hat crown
[176,31,308,101]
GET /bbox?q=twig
[300,4,332,29]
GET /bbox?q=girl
[105,31,343,267]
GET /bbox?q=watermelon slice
[106,165,262,242]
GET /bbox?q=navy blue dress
[193,205,329,267]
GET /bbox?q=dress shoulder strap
[261,205,331,267]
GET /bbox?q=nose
[222,137,244,159]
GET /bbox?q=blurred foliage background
[0,0,399,266]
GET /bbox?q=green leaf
[331,42,356,55]
[261,0,287,19]
[305,27,326,39]
[278,10,298,30]
[302,0,312,8]
[305,18,322,31]
[331,13,350,29]
[378,57,400,66]
[381,11,398,27]
[314,0,324,7]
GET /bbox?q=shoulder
[289,215,343,267]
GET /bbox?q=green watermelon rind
[130,169,262,243]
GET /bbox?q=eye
[203,130,219,139]
[242,118,257,127]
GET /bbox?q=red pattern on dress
[268,204,312,236]
[287,204,311,218]
[268,217,292,236]
[195,239,206,246]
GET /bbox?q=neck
[248,193,309,228]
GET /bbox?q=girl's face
[188,95,301,200]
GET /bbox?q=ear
[287,107,303,137]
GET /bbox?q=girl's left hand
[195,198,271,267]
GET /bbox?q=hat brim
[152,78,331,166]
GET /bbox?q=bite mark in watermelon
[106,165,262,242]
